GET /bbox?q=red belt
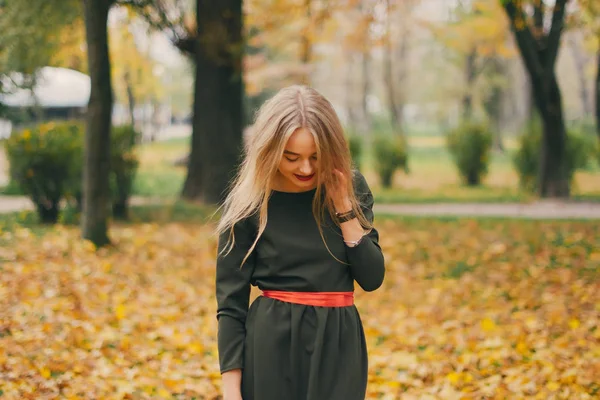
[261,290,354,307]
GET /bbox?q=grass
[131,138,187,198]
[361,136,600,203]
[2,134,600,203]
[0,209,55,240]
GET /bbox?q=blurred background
[0,0,598,211]
[0,1,599,399]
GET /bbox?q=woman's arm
[215,218,256,396]
[333,171,385,291]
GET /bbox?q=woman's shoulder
[221,209,259,236]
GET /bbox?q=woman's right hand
[222,369,243,400]
[223,391,243,400]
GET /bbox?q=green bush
[347,135,364,171]
[373,134,409,188]
[4,122,140,223]
[566,118,596,137]
[4,122,83,223]
[512,122,594,192]
[446,121,493,186]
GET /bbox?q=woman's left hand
[330,169,352,213]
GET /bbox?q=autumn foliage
[0,218,598,399]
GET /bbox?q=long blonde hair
[216,85,371,265]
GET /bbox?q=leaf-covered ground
[0,219,598,399]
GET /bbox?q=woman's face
[276,127,318,192]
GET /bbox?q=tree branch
[117,0,192,56]
[533,0,544,37]
[115,0,152,7]
[545,0,568,73]
[503,0,544,79]
[473,55,494,78]
[174,35,197,57]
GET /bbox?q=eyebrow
[284,150,317,156]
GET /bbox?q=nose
[299,159,313,175]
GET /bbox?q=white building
[0,67,91,138]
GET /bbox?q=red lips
[294,173,315,182]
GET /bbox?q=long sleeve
[346,172,385,292]
[215,218,256,373]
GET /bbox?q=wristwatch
[335,209,356,223]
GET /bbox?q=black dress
[215,172,385,400]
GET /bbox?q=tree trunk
[504,0,569,199]
[393,23,409,131]
[181,0,244,204]
[360,47,371,135]
[483,57,505,152]
[345,50,357,129]
[124,69,136,126]
[467,170,479,186]
[536,76,569,197]
[462,49,476,120]
[112,201,128,220]
[112,171,133,220]
[299,0,312,85]
[37,204,60,224]
[81,0,113,247]
[527,1,545,123]
[383,27,398,131]
[358,2,371,136]
[486,84,505,152]
[383,0,400,132]
[596,46,600,141]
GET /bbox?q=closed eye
[285,157,299,162]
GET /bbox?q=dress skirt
[241,296,368,400]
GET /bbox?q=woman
[215,85,385,400]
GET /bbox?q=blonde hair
[216,85,371,265]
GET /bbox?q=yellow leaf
[189,342,204,354]
[164,379,183,390]
[568,319,580,329]
[39,366,51,379]
[446,372,460,384]
[462,372,473,383]
[120,336,131,350]
[481,318,496,331]
[115,304,126,320]
[102,261,112,273]
[83,240,96,252]
[516,341,529,355]
[546,381,560,391]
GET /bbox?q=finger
[334,169,347,184]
